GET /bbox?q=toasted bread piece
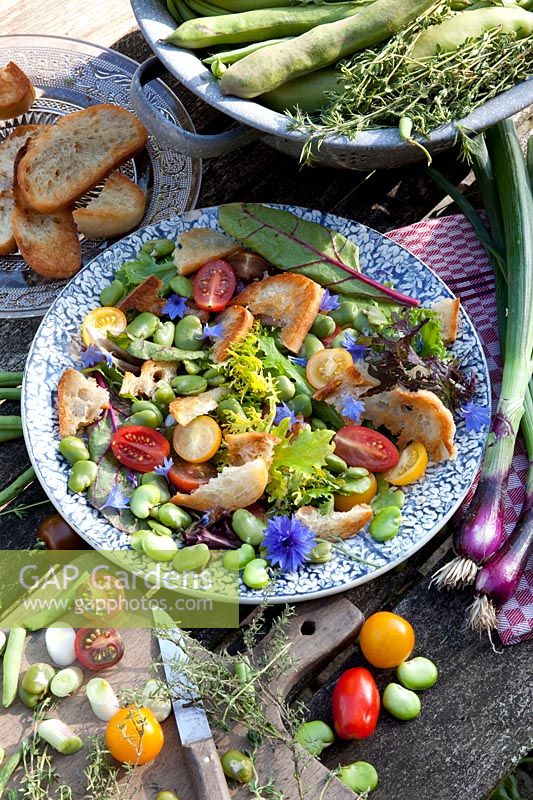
[169,387,227,427]
[57,368,109,438]
[118,275,166,316]
[432,298,460,344]
[0,63,35,122]
[73,172,145,239]
[211,305,255,362]
[232,273,323,353]
[171,458,269,511]
[16,104,148,213]
[120,360,178,398]
[313,365,370,417]
[0,125,48,189]
[225,431,280,467]
[295,504,373,541]
[362,387,456,462]
[174,228,239,276]
[0,190,15,255]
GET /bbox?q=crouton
[73,171,145,239]
[0,62,35,121]
[432,298,460,344]
[295,504,373,541]
[57,368,109,438]
[313,365,370,418]
[169,387,227,427]
[120,360,177,398]
[232,273,323,353]
[211,305,255,362]
[118,275,166,315]
[362,387,456,461]
[171,458,269,511]
[0,125,47,189]
[225,431,280,467]
[174,228,239,276]
[0,189,15,255]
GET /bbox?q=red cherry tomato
[168,458,217,493]
[111,425,170,473]
[334,425,399,472]
[227,251,268,281]
[193,260,236,312]
[74,627,124,671]
[332,667,380,740]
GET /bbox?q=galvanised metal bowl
[130,0,533,169]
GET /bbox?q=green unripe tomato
[222,544,256,571]
[124,409,162,429]
[220,749,253,784]
[311,313,336,339]
[158,503,192,530]
[396,657,438,690]
[174,315,203,351]
[295,721,334,757]
[153,321,175,347]
[99,279,125,307]
[273,375,295,402]
[170,275,194,298]
[172,543,210,572]
[369,506,402,542]
[242,558,270,590]
[171,375,208,396]
[126,312,160,339]
[308,541,333,564]
[330,301,358,326]
[130,483,161,519]
[58,435,90,464]
[338,762,379,793]
[22,663,56,697]
[288,393,313,419]
[68,460,97,493]
[130,530,147,551]
[298,333,324,360]
[141,531,178,562]
[141,238,175,257]
[325,453,347,474]
[231,509,266,546]
[383,683,421,720]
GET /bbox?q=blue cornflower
[341,397,365,423]
[126,471,138,488]
[80,345,105,368]
[262,515,316,573]
[341,331,368,361]
[154,456,174,479]
[288,355,308,367]
[101,484,130,510]
[461,401,491,433]
[273,402,298,429]
[203,321,224,339]
[164,413,176,429]
[163,294,189,320]
[319,288,341,313]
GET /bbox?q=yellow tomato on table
[82,307,127,345]
[382,442,428,486]
[105,706,164,765]
[360,612,415,669]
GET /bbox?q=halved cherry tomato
[193,260,236,312]
[383,442,428,486]
[227,251,268,281]
[111,425,170,473]
[172,416,222,464]
[75,573,125,622]
[335,473,377,511]
[106,706,164,765]
[306,348,353,389]
[168,458,217,493]
[332,667,380,740]
[82,307,127,346]
[334,426,399,472]
[74,627,124,670]
[359,611,415,669]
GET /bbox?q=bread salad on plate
[55,203,487,589]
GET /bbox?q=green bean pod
[261,68,341,113]
[186,0,231,14]
[204,36,291,65]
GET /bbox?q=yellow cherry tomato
[105,706,164,765]
[334,472,377,511]
[360,611,415,669]
[306,348,353,390]
[82,307,127,346]
[173,415,222,464]
[382,442,428,486]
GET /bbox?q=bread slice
[232,273,324,353]
[169,387,227,427]
[16,104,148,213]
[118,275,166,316]
[0,125,47,189]
[295,504,373,541]
[120,360,178,398]
[211,305,255,362]
[171,457,269,511]
[0,63,35,122]
[174,228,239,276]
[0,190,15,255]
[225,431,280,467]
[362,387,456,462]
[73,171,145,239]
[57,368,109,438]
[313,365,370,415]
[432,298,460,344]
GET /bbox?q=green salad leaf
[258,334,313,396]
[114,253,176,293]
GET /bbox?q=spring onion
[45,626,76,667]
[86,678,120,721]
[2,628,26,707]
[37,719,83,755]
[50,667,84,698]
[0,631,5,654]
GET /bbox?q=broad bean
[298,333,324,360]
[172,543,210,572]
[68,460,97,493]
[295,720,334,757]
[130,530,147,551]
[396,657,438,690]
[242,558,270,589]
[170,275,194,298]
[223,543,256,571]
[273,375,295,402]
[174,316,203,351]
[171,375,208,396]
[311,313,337,339]
[310,416,328,430]
[308,541,332,564]
[130,484,161,519]
[59,436,90,464]
[344,466,369,480]
[99,279,125,307]
[158,503,192,529]
[232,509,266,546]
[140,238,175,257]
[155,792,180,800]
[338,762,378,794]
[131,401,164,425]
[147,520,174,537]
[142,473,171,503]
[152,384,176,412]
[183,359,202,375]
[330,301,358,326]
[124,409,162,429]
[153,321,176,347]
[21,663,55,697]
[126,312,160,339]
[382,683,421,720]
[369,506,402,542]
[289,393,313,418]
[142,531,178,562]
[325,453,347,474]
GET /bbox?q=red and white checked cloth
[387,214,532,646]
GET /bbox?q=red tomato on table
[332,667,380,740]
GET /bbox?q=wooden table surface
[0,2,531,799]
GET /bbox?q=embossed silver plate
[0,35,201,318]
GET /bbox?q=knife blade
[153,607,231,800]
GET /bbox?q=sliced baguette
[120,360,178,399]
[174,228,239,276]
[0,62,35,122]
[432,298,460,344]
[117,275,166,316]
[169,387,227,427]
[171,457,269,511]
[211,305,255,362]
[0,125,48,189]
[225,431,280,467]
[0,189,15,255]
[295,504,373,541]
[57,368,109,438]
[73,171,145,239]
[16,104,148,213]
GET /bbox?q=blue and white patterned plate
[22,206,490,604]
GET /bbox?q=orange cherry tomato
[306,348,353,389]
[172,416,222,463]
[105,706,164,765]
[359,611,415,669]
[383,442,428,486]
[82,307,127,346]
[335,473,377,511]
